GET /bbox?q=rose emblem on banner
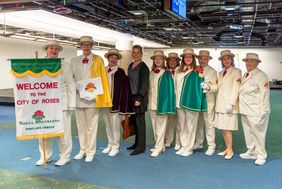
[85,82,96,92]
[32,110,45,122]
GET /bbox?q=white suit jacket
[69,53,97,108]
[61,61,76,110]
[215,66,242,113]
[239,68,270,116]
[203,65,218,110]
[148,69,165,111]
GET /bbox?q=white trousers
[100,108,121,150]
[165,115,180,147]
[177,108,199,153]
[195,111,216,149]
[150,110,168,153]
[75,108,99,156]
[241,114,269,160]
[38,111,72,160]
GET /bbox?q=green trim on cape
[157,70,176,115]
[180,71,207,112]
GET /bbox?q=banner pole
[43,138,47,168]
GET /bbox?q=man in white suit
[194,50,218,156]
[239,53,270,166]
[36,40,75,166]
[69,36,105,163]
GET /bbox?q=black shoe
[126,144,136,150]
[130,149,145,156]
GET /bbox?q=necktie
[108,67,112,73]
[154,69,160,74]
[82,57,89,64]
[223,70,227,77]
[245,73,249,78]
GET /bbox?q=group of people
[35,35,270,167]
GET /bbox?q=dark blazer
[128,62,149,114]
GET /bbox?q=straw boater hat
[242,53,261,63]
[180,48,197,57]
[79,36,94,45]
[104,48,122,60]
[42,40,63,52]
[166,52,181,61]
[218,50,235,61]
[150,50,167,60]
[197,50,212,59]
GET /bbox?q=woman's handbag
[121,115,135,140]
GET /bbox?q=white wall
[144,48,282,80]
[0,37,77,89]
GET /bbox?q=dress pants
[150,110,168,153]
[165,115,180,147]
[39,111,72,160]
[132,111,146,151]
[177,108,199,153]
[241,114,269,160]
[101,108,121,150]
[195,111,216,149]
[75,108,99,157]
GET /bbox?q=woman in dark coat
[127,45,149,155]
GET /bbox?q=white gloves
[225,104,233,113]
[200,82,210,93]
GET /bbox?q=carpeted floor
[0,90,281,189]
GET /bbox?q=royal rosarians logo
[85,82,96,92]
[32,110,45,122]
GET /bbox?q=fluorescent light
[128,10,146,15]
[0,10,167,48]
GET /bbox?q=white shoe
[150,148,154,152]
[174,145,181,151]
[55,158,70,166]
[193,144,203,150]
[165,143,171,148]
[205,148,215,156]
[35,158,52,166]
[102,147,112,154]
[85,155,94,163]
[108,149,119,157]
[175,147,185,155]
[239,152,256,159]
[151,150,160,158]
[180,151,193,157]
[255,159,266,166]
[217,151,227,156]
[224,152,234,160]
[74,153,85,160]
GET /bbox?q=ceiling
[0,0,282,48]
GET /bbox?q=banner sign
[11,58,64,140]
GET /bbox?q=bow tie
[153,69,160,74]
[82,57,89,64]
[108,67,113,73]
